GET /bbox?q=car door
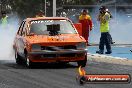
[15,21,26,57]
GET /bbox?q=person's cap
[99,6,106,11]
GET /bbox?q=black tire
[15,51,22,64]
[77,56,87,67]
[58,62,69,65]
[25,53,34,68]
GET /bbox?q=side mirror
[74,23,82,36]
[28,33,35,36]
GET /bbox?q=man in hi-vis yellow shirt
[96,6,112,54]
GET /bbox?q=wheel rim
[26,57,30,67]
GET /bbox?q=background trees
[5,0,96,17]
[0,0,132,18]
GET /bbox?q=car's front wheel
[15,51,22,64]
[25,53,34,68]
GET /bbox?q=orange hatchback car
[13,17,87,67]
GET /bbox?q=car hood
[25,34,85,45]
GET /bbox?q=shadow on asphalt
[28,63,78,69]
[0,60,78,69]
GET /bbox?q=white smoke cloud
[0,13,19,60]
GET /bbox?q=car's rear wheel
[25,53,34,68]
[77,56,87,67]
[15,51,22,64]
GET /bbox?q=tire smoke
[0,13,19,60]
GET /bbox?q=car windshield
[29,20,77,35]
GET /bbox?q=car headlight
[32,44,41,51]
[76,42,87,49]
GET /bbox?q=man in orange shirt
[79,9,93,45]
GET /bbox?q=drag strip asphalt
[0,59,131,88]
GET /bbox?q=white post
[53,0,56,17]
[45,0,46,16]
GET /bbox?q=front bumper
[29,49,87,54]
[28,49,87,62]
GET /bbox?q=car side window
[21,24,28,36]
[18,21,26,36]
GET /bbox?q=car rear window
[29,20,77,35]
